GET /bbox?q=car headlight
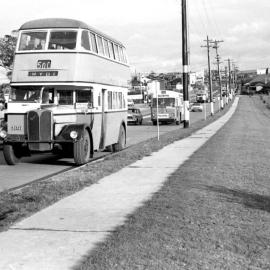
[70,130,78,139]
[0,129,7,139]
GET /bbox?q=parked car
[190,102,203,112]
[127,108,143,125]
[127,98,134,108]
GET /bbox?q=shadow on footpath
[204,185,270,213]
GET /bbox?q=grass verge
[0,99,235,232]
[74,95,270,269]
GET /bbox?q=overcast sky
[1,0,269,73]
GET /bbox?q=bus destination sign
[28,71,58,76]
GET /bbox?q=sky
[1,0,270,73]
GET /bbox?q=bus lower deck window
[58,90,73,105]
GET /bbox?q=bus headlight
[0,129,7,139]
[70,130,78,139]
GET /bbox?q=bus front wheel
[73,129,91,165]
[113,125,126,152]
[3,144,22,165]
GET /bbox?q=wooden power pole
[201,36,214,116]
[181,0,190,128]
[211,40,224,110]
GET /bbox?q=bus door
[99,88,106,149]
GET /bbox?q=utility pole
[201,36,214,116]
[231,61,237,94]
[226,58,232,99]
[211,40,224,110]
[181,0,189,128]
[224,66,228,104]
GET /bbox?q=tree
[0,35,17,68]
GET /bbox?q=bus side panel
[76,54,130,88]
[103,111,126,146]
[87,113,102,150]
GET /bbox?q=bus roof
[19,18,124,47]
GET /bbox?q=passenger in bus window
[42,92,49,104]
[29,91,40,102]
[42,90,52,104]
[26,39,35,50]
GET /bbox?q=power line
[194,0,208,35]
[208,0,223,37]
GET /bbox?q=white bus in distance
[150,90,183,125]
[0,18,130,165]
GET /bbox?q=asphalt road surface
[0,101,221,191]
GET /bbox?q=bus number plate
[37,60,51,69]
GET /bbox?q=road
[0,101,221,191]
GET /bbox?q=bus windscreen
[152,98,175,107]
[19,31,47,51]
[48,31,77,50]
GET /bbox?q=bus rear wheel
[73,130,91,165]
[3,144,22,165]
[113,125,126,152]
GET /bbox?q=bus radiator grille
[27,110,53,151]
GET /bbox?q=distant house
[245,74,270,93]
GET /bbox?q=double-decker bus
[150,90,183,125]
[0,18,130,165]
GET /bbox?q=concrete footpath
[0,98,239,270]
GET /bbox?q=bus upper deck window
[19,31,47,51]
[103,39,110,58]
[81,30,90,50]
[119,47,124,63]
[49,31,77,50]
[90,32,98,53]
[97,36,105,56]
[113,44,120,61]
[108,41,115,60]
